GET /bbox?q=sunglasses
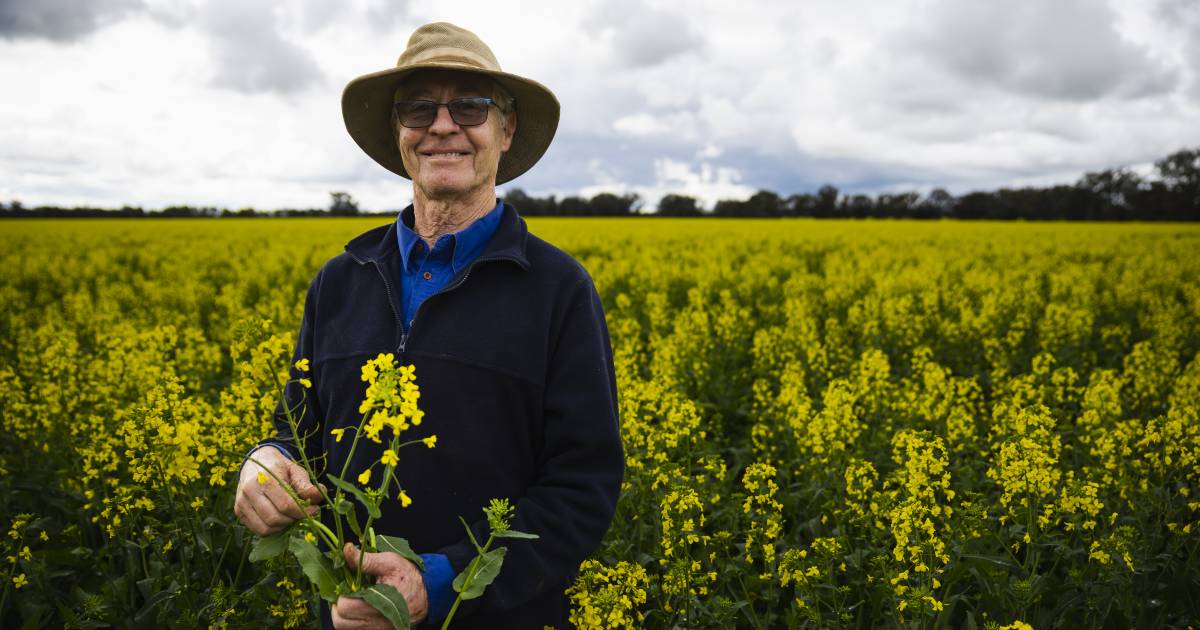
[393,97,498,128]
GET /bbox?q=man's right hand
[234,447,324,536]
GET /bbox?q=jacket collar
[345,201,531,271]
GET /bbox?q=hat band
[401,47,497,71]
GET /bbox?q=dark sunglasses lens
[397,101,437,127]
[448,99,489,125]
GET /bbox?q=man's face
[396,70,516,201]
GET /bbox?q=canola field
[1,217,1199,629]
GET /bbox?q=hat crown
[396,22,501,73]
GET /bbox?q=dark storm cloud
[202,1,323,94]
[0,0,142,42]
[906,0,1177,101]
[586,0,702,68]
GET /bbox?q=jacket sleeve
[435,276,624,616]
[255,270,326,466]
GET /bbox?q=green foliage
[1,218,1198,628]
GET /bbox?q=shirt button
[422,271,432,280]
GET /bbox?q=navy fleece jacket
[259,203,624,628]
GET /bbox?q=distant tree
[876,192,920,218]
[1155,148,1200,220]
[504,188,558,215]
[917,188,955,218]
[1130,181,1175,220]
[559,196,590,216]
[589,192,639,216]
[329,191,360,216]
[745,190,783,217]
[657,194,701,216]
[840,194,874,218]
[1077,169,1142,220]
[953,191,995,220]
[786,193,816,217]
[712,198,746,217]
[814,185,839,217]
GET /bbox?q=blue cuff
[420,553,456,622]
[241,444,293,470]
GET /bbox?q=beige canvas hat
[341,22,560,185]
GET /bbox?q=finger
[261,477,309,521]
[334,596,382,623]
[343,543,387,578]
[343,542,361,572]
[236,499,273,536]
[332,600,369,629]
[288,464,324,503]
[248,489,297,532]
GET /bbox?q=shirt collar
[396,199,505,274]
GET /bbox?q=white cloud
[1,0,1198,211]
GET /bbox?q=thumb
[343,542,387,577]
[287,463,322,502]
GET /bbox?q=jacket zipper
[400,255,521,354]
[367,260,406,352]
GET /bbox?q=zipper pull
[399,332,408,354]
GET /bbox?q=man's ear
[501,110,516,152]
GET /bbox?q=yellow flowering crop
[2,218,1197,627]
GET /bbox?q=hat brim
[342,62,560,185]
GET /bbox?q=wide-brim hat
[342,22,559,185]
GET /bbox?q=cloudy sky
[2,0,1198,212]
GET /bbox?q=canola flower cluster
[1,218,1198,628]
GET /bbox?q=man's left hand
[333,542,429,629]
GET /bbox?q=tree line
[3,148,1197,221]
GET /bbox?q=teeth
[429,152,465,157]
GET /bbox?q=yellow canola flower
[299,378,312,389]
[19,546,31,561]
[381,449,398,467]
[294,358,310,372]
[190,497,204,510]
[399,490,413,508]
[358,468,372,485]
[304,532,316,544]
[12,573,27,589]
[257,471,270,485]
[423,435,437,449]
[331,428,346,443]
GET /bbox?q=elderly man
[233,22,624,629]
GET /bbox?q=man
[233,22,624,629]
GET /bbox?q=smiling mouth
[423,152,470,158]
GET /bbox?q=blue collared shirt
[396,200,505,334]
[395,200,504,622]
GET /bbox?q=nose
[427,102,460,134]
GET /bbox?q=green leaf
[493,528,539,540]
[376,535,425,572]
[328,474,381,519]
[249,530,290,562]
[289,536,338,601]
[351,583,411,629]
[332,496,353,515]
[452,547,506,600]
[133,584,179,624]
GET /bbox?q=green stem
[209,530,234,590]
[355,459,396,584]
[440,533,496,630]
[0,533,20,618]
